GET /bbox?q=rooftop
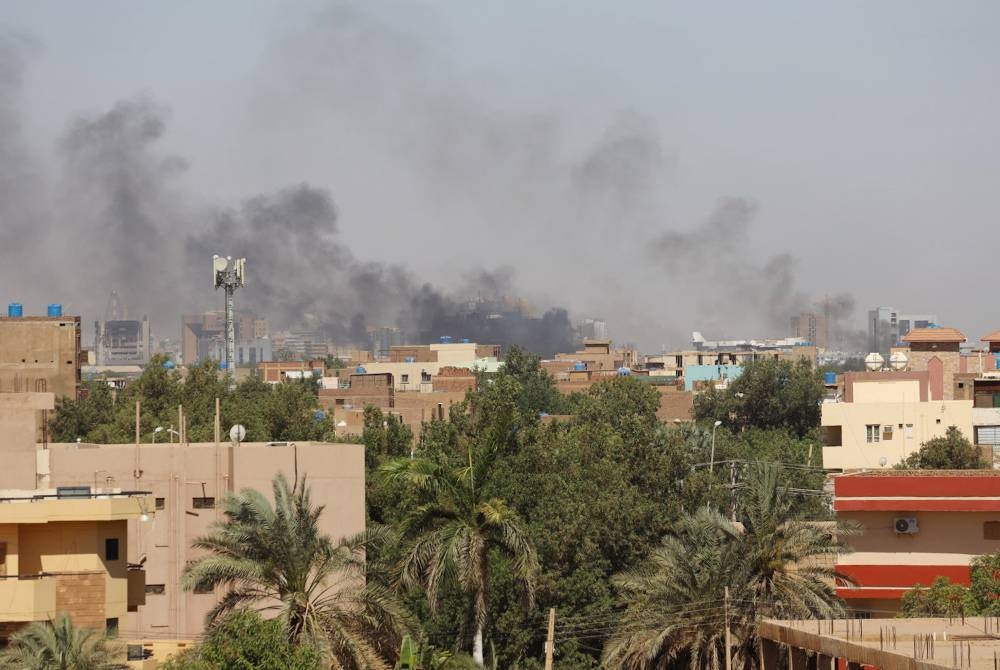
[901,327,967,343]
[835,469,1000,477]
[981,330,1000,342]
[762,618,1000,670]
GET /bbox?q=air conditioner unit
[894,517,919,534]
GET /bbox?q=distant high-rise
[577,318,609,342]
[867,307,938,356]
[95,317,151,365]
[789,312,828,349]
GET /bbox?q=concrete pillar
[760,640,782,670]
[789,647,809,670]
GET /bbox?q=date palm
[0,614,126,670]
[182,473,414,670]
[382,448,538,666]
[603,463,848,670]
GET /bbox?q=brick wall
[905,350,961,400]
[55,572,106,630]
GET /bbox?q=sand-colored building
[40,439,365,642]
[0,393,149,644]
[833,470,1000,617]
[0,313,81,399]
[821,371,973,471]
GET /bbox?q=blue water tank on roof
[7,303,22,317]
[617,366,631,376]
[356,366,367,374]
[574,362,586,371]
[440,335,453,344]
[47,304,63,317]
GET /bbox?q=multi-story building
[42,438,364,641]
[833,470,1000,617]
[0,393,149,643]
[356,341,500,392]
[789,312,828,349]
[0,307,81,399]
[820,370,973,471]
[95,318,151,366]
[867,307,938,356]
[181,311,268,366]
[553,339,638,372]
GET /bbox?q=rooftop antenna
[213,255,246,386]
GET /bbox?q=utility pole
[544,608,555,670]
[724,587,732,670]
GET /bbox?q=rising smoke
[0,4,866,354]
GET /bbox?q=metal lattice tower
[213,255,246,375]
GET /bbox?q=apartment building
[820,371,973,471]
[41,439,365,641]
[0,393,150,642]
[833,470,1000,617]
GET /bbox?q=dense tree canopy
[51,356,337,444]
[693,358,824,438]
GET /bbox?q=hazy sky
[3,1,999,350]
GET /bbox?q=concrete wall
[0,393,55,489]
[0,317,80,399]
[44,441,365,640]
[821,399,972,470]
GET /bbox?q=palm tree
[0,613,126,670]
[182,473,415,670]
[382,448,538,666]
[603,463,848,670]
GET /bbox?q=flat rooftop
[762,618,1000,670]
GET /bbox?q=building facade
[867,307,938,356]
[0,314,81,399]
[833,471,1000,617]
[820,371,973,471]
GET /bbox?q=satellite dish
[879,456,888,467]
[229,424,246,444]
[213,256,229,273]
[864,352,885,371]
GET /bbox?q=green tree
[493,345,562,417]
[602,464,846,670]
[182,474,414,670]
[159,610,323,670]
[969,552,1000,615]
[899,426,986,469]
[693,358,823,438]
[0,614,126,670]
[382,447,539,666]
[898,577,975,617]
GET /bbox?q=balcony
[0,576,56,622]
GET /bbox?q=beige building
[896,326,967,400]
[358,342,500,392]
[41,439,365,641]
[553,339,638,372]
[821,371,973,471]
[0,393,149,643]
[0,314,81,399]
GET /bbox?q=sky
[2,0,999,351]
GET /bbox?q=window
[192,497,215,509]
[906,424,914,439]
[154,497,165,511]
[145,584,165,595]
[401,374,409,384]
[421,371,432,383]
[985,522,1000,540]
[866,425,880,443]
[882,425,893,441]
[105,618,119,636]
[936,418,942,424]
[105,538,119,561]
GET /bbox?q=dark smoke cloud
[647,197,809,338]
[0,32,45,279]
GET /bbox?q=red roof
[900,327,966,343]
[982,330,1000,342]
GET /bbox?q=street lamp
[151,426,164,443]
[710,420,722,474]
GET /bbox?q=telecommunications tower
[213,255,246,373]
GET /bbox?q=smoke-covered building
[95,317,151,365]
[789,312,828,349]
[181,310,270,366]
